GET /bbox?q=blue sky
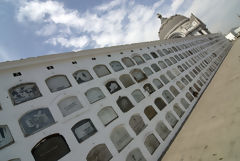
[0,0,239,62]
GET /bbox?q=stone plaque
[0,125,14,149]
[58,96,83,117]
[144,134,160,154]
[46,75,71,92]
[98,106,118,126]
[110,61,124,72]
[117,96,134,113]
[19,108,55,136]
[131,89,145,103]
[165,111,178,128]
[9,83,42,105]
[129,115,146,135]
[73,70,93,84]
[87,144,113,161]
[130,69,147,83]
[126,148,147,161]
[85,87,105,104]
[155,121,171,140]
[143,83,155,94]
[105,81,121,94]
[72,119,97,143]
[93,65,111,77]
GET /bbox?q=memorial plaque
[122,57,135,67]
[151,64,160,72]
[58,96,83,117]
[19,108,55,136]
[87,144,113,161]
[46,75,71,92]
[173,103,184,118]
[9,83,42,105]
[132,56,145,65]
[0,125,14,149]
[154,98,166,111]
[153,79,163,89]
[116,96,134,113]
[110,61,124,72]
[155,121,171,140]
[144,106,157,120]
[85,87,105,104]
[129,115,145,135]
[119,74,135,88]
[105,81,121,94]
[98,106,118,126]
[110,126,132,152]
[166,111,178,128]
[143,67,153,76]
[162,90,174,103]
[72,119,97,143]
[131,89,145,103]
[93,65,111,77]
[143,83,155,94]
[144,134,160,154]
[130,69,147,83]
[126,148,147,161]
[73,70,93,84]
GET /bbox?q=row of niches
[8,41,214,106]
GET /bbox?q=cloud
[95,0,123,11]
[171,0,185,13]
[0,46,19,62]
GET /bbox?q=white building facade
[0,33,232,161]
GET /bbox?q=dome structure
[158,13,210,40]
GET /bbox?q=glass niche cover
[71,119,97,143]
[19,108,55,136]
[0,125,14,150]
[9,83,42,105]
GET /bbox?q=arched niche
[144,134,160,154]
[162,90,174,103]
[153,79,163,89]
[98,106,118,126]
[110,61,124,72]
[143,67,153,76]
[157,49,165,57]
[186,92,194,102]
[154,98,166,111]
[119,74,135,88]
[176,81,184,90]
[31,134,70,161]
[169,57,177,64]
[116,96,134,113]
[110,126,132,152]
[165,111,178,128]
[172,68,180,76]
[73,70,93,84]
[166,70,175,80]
[105,80,121,94]
[46,75,71,93]
[9,83,42,105]
[181,77,189,86]
[155,121,171,141]
[150,52,158,58]
[169,85,179,97]
[142,53,152,60]
[151,64,160,72]
[130,69,147,83]
[143,83,155,94]
[121,57,135,67]
[158,61,167,69]
[177,65,184,72]
[129,114,146,135]
[173,103,184,118]
[131,89,145,103]
[160,75,169,84]
[144,106,157,120]
[132,55,145,65]
[71,119,97,143]
[57,96,83,117]
[93,65,111,78]
[0,125,14,150]
[19,108,55,137]
[85,87,105,104]
[86,144,113,161]
[126,148,147,161]
[181,98,189,109]
[164,59,173,66]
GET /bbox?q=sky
[0,0,239,62]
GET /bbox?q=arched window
[9,83,42,105]
[116,96,134,112]
[58,96,83,117]
[160,75,169,84]
[143,53,152,60]
[162,90,174,103]
[143,83,155,94]
[150,52,158,58]
[73,70,93,84]
[157,49,165,57]
[119,74,135,88]
[105,81,121,94]
[144,106,157,120]
[126,148,147,161]
[129,114,146,135]
[158,61,167,69]
[121,57,135,67]
[177,65,184,72]
[132,55,145,65]
[86,144,112,161]
[181,77,189,86]
[0,125,14,149]
[143,67,153,76]
[166,70,175,80]
[85,87,105,104]
[93,65,111,78]
[130,69,147,83]
[165,111,178,128]
[31,134,70,161]
[98,106,118,126]
[131,89,145,103]
[71,119,97,143]
[151,64,160,72]
[153,79,163,89]
[176,81,184,90]
[110,61,124,72]
[155,121,171,140]
[169,86,179,97]
[19,108,55,136]
[144,134,160,154]
[186,92,194,102]
[46,75,71,93]
[110,126,132,152]
[154,97,166,111]
[164,59,173,66]
[181,98,189,109]
[173,103,184,118]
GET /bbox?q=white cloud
[0,46,19,62]
[95,0,123,11]
[46,36,89,48]
[171,0,185,13]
